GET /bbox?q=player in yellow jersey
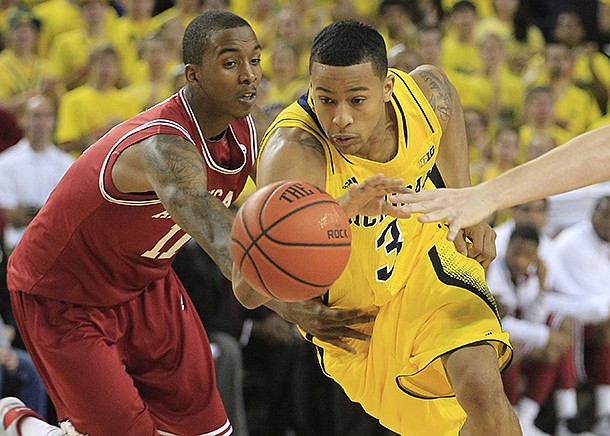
[234,20,521,436]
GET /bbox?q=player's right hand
[265,298,377,354]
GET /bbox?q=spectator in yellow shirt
[55,44,140,154]
[120,34,174,111]
[552,9,610,113]
[260,40,307,108]
[0,6,58,114]
[157,17,184,70]
[441,0,484,75]
[33,0,118,58]
[464,107,492,169]
[266,6,310,79]
[112,0,164,82]
[475,0,545,77]
[518,86,572,161]
[477,30,525,128]
[541,42,602,136]
[48,0,132,91]
[375,0,418,52]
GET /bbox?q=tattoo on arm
[144,135,235,277]
[296,132,325,156]
[416,68,453,122]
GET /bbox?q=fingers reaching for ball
[340,174,414,219]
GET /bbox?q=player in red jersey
[4,11,265,436]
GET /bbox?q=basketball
[231,180,352,301]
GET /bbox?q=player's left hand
[265,298,377,354]
[340,174,411,219]
[453,221,496,268]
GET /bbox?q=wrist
[264,299,287,319]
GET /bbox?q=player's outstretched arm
[392,124,610,240]
[113,134,237,279]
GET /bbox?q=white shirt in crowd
[0,140,74,249]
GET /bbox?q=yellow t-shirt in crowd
[33,0,118,58]
[441,34,483,75]
[120,80,174,112]
[55,84,140,144]
[0,49,54,98]
[49,27,136,86]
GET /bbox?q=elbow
[232,266,269,309]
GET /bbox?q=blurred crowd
[0,0,610,435]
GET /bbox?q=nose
[333,103,353,129]
[239,63,258,84]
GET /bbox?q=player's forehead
[206,26,260,57]
[310,62,380,94]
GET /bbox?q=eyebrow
[218,44,262,57]
[315,85,370,93]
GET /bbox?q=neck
[184,87,231,139]
[366,102,398,163]
[29,138,48,152]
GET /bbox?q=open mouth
[238,91,257,104]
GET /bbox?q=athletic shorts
[307,238,512,436]
[11,269,231,436]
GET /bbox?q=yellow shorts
[307,238,512,435]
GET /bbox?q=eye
[223,60,237,68]
[352,97,365,105]
[318,97,333,105]
[250,57,261,66]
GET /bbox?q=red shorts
[11,269,230,436]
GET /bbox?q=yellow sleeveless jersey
[260,69,511,435]
[261,68,481,309]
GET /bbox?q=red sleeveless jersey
[7,89,258,306]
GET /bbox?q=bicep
[256,128,326,188]
[142,134,209,208]
[412,65,469,187]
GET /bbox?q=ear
[184,64,200,85]
[383,74,395,103]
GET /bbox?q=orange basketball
[230,180,352,301]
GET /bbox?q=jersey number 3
[375,219,403,282]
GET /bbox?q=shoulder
[409,65,455,124]
[257,126,326,187]
[48,145,76,164]
[409,64,453,95]
[0,141,27,162]
[263,126,325,157]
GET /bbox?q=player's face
[188,26,261,122]
[310,61,393,159]
[506,238,538,280]
[512,200,547,231]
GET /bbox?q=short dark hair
[509,225,539,245]
[309,20,388,78]
[182,11,251,65]
[452,0,476,14]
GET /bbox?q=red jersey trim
[99,119,195,206]
[178,89,255,175]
